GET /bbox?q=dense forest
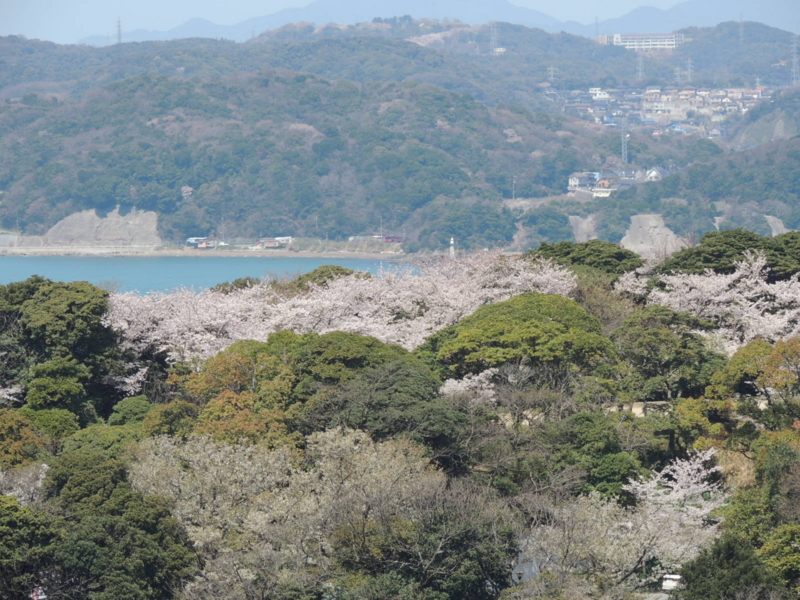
[4,235,800,598]
[588,134,800,242]
[2,18,800,249]
[0,60,713,248]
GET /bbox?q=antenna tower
[117,18,122,45]
[792,35,800,86]
[686,58,694,83]
[637,54,645,81]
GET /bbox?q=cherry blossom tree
[0,463,48,506]
[617,252,800,353]
[106,253,576,372]
[527,449,726,591]
[130,429,448,598]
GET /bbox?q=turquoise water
[0,256,394,293]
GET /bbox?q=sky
[0,0,682,44]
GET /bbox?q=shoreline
[0,247,409,260]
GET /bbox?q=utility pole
[792,35,800,87]
[686,58,694,83]
[637,54,645,81]
[117,18,122,45]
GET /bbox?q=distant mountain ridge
[565,0,800,37]
[77,0,800,45]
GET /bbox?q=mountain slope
[75,0,800,46]
[78,0,560,45]
[0,69,609,248]
[563,0,800,36]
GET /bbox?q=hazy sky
[1,0,682,44]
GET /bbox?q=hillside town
[552,84,768,137]
[567,166,674,197]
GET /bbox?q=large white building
[599,33,685,51]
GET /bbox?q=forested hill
[591,134,800,242]
[4,19,798,102]
[13,41,755,249]
[0,70,605,246]
[671,21,800,87]
[0,26,630,110]
[2,19,800,248]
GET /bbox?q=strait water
[0,256,396,293]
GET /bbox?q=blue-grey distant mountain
[79,0,561,45]
[562,0,800,36]
[77,0,799,45]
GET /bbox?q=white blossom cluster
[439,368,499,404]
[106,252,576,364]
[617,251,800,353]
[0,385,22,407]
[533,449,725,590]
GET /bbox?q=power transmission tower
[686,58,694,83]
[595,17,599,41]
[637,54,645,81]
[490,23,500,55]
[674,66,683,84]
[793,35,800,86]
[739,16,744,47]
[547,65,557,82]
[621,126,629,164]
[117,18,122,45]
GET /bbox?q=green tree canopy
[0,495,61,600]
[298,359,462,453]
[611,306,726,402]
[678,534,783,600]
[43,451,196,599]
[0,277,123,420]
[416,292,614,379]
[658,229,800,282]
[107,395,153,427]
[527,240,644,275]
